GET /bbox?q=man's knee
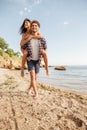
[30,71,35,80]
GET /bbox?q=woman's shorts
[27,60,40,73]
[21,43,28,50]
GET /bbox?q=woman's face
[24,20,31,29]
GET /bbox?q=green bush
[0,50,3,56]
[0,37,8,50]
[0,36,21,57]
[5,48,14,57]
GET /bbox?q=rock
[40,63,45,68]
[8,60,15,70]
[15,67,21,70]
[54,66,66,70]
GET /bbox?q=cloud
[24,7,28,11]
[19,0,42,16]
[9,0,42,5]
[19,10,24,16]
[63,21,69,25]
[7,0,27,5]
[34,0,42,5]
[28,9,31,13]
[19,5,32,16]
[24,7,32,12]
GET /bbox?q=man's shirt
[27,37,47,60]
[30,39,39,60]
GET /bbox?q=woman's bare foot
[21,69,24,77]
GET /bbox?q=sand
[0,68,87,130]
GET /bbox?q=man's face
[31,23,39,33]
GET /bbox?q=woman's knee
[42,49,46,54]
[24,50,28,56]
[42,50,47,58]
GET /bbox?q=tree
[5,48,14,57]
[0,50,3,56]
[0,37,8,50]
[14,51,21,57]
[0,37,21,57]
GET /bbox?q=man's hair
[31,20,40,27]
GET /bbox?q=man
[27,20,48,98]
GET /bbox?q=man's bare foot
[27,86,32,95]
[21,69,24,77]
[33,93,38,99]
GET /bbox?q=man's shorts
[27,60,40,73]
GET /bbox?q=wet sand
[0,68,87,130]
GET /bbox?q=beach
[0,68,87,130]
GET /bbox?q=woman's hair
[20,18,31,34]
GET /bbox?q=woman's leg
[42,49,49,75]
[21,50,28,77]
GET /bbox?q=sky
[0,0,87,66]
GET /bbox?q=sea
[25,66,87,94]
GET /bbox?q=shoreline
[1,67,87,96]
[0,68,87,130]
[32,66,87,96]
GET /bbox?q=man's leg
[28,73,38,95]
[28,82,32,94]
[28,68,38,93]
[30,70,38,97]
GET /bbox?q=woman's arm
[20,34,33,46]
[20,32,43,46]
